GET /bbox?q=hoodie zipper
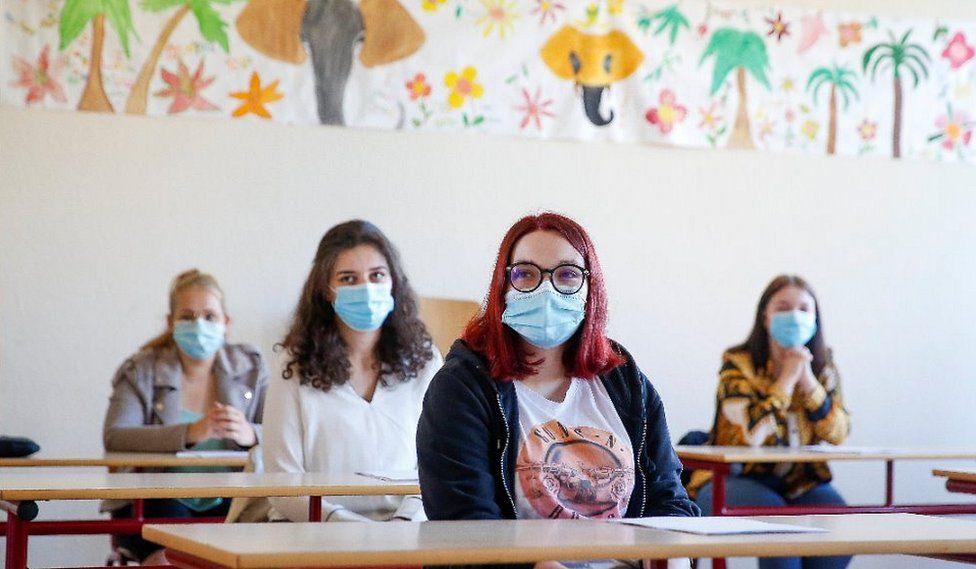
[494,389,519,518]
[637,379,649,518]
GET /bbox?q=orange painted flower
[230,72,284,119]
[406,73,431,100]
[444,67,484,109]
[838,22,862,47]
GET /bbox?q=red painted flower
[154,59,218,114]
[645,89,687,134]
[406,73,432,100]
[514,86,555,130]
[765,12,790,42]
[942,32,975,70]
[10,45,67,105]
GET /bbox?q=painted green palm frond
[650,5,690,46]
[188,0,232,52]
[700,28,770,95]
[863,43,894,79]
[59,0,101,49]
[103,0,138,56]
[141,0,185,11]
[806,67,833,100]
[739,32,770,90]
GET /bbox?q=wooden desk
[0,452,248,469]
[143,514,976,569]
[1,471,419,569]
[934,468,976,496]
[675,446,976,516]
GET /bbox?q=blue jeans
[695,476,851,569]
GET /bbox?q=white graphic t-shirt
[513,378,635,520]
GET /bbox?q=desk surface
[934,468,976,483]
[143,514,976,569]
[675,446,976,463]
[0,471,419,501]
[0,452,248,469]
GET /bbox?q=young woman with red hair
[417,213,697,567]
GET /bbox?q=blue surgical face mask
[332,282,395,332]
[173,319,226,360]
[769,310,817,348]
[502,281,586,350]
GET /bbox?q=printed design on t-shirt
[517,419,635,519]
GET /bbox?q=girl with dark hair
[418,212,697,569]
[687,275,851,569]
[262,220,440,522]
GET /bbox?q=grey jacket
[103,344,268,452]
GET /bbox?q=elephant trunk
[301,0,364,126]
[582,85,613,126]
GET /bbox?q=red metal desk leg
[5,508,29,569]
[309,495,322,522]
[885,460,894,506]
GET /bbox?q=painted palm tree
[862,30,931,159]
[59,0,137,112]
[639,4,690,46]
[700,28,771,149]
[806,65,859,155]
[125,0,241,114]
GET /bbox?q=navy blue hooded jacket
[417,340,700,522]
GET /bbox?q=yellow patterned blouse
[686,349,850,500]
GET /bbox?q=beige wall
[2,0,976,566]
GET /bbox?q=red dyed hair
[462,212,624,381]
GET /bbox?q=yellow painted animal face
[540,26,644,87]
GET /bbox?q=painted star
[765,12,790,42]
[230,71,284,119]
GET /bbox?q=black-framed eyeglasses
[506,262,590,295]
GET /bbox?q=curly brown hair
[279,220,433,392]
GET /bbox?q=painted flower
[422,0,446,11]
[10,45,67,105]
[838,22,862,47]
[780,77,796,93]
[698,102,722,131]
[406,73,432,100]
[230,72,284,119]
[476,0,518,39]
[785,109,796,124]
[645,89,688,134]
[942,32,975,70]
[514,86,555,130]
[530,0,565,26]
[932,108,974,150]
[607,0,624,15]
[154,58,218,114]
[857,119,877,141]
[444,67,484,108]
[801,119,820,140]
[765,12,790,42]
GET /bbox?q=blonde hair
[141,269,227,351]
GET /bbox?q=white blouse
[262,349,442,522]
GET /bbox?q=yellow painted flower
[422,0,446,11]
[444,66,484,108]
[476,0,518,39]
[780,77,795,93]
[608,0,624,15]
[801,119,819,141]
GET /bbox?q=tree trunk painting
[827,85,838,155]
[729,66,754,149]
[125,4,191,114]
[78,15,113,112]
[892,75,903,159]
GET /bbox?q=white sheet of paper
[174,450,249,458]
[612,517,829,535]
[799,445,899,454]
[355,470,419,482]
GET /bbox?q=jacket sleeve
[417,366,503,521]
[716,358,789,447]
[803,356,850,445]
[641,375,701,517]
[247,350,269,447]
[103,359,189,452]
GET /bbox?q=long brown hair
[142,269,226,351]
[279,220,433,391]
[462,212,624,380]
[732,275,828,375]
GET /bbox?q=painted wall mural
[3,0,975,163]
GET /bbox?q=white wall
[3,1,976,566]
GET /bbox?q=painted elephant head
[541,26,643,127]
[236,0,425,125]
